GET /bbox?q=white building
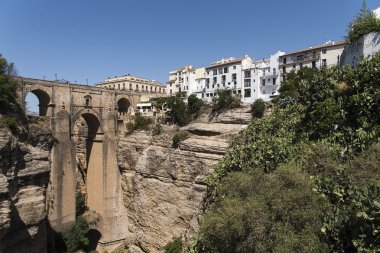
[167,66,206,99]
[203,56,252,103]
[96,74,166,95]
[279,41,347,81]
[167,54,285,103]
[241,51,285,103]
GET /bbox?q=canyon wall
[117,107,251,252]
[0,118,52,253]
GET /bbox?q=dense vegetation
[347,0,380,42]
[250,98,265,118]
[0,54,18,115]
[192,55,380,252]
[164,92,204,126]
[211,88,241,112]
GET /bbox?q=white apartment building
[167,54,285,103]
[167,66,207,99]
[96,74,166,95]
[241,51,285,103]
[203,56,253,103]
[279,41,347,81]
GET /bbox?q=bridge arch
[71,108,104,136]
[116,97,131,116]
[24,89,51,116]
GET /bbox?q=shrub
[152,123,162,136]
[4,116,17,130]
[164,237,183,253]
[172,131,189,148]
[212,88,241,112]
[126,112,153,134]
[61,217,89,252]
[134,112,153,130]
[251,99,265,118]
[187,94,204,114]
[166,94,191,126]
[200,167,329,253]
[76,190,86,216]
[0,55,18,115]
[346,1,380,42]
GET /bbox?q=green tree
[200,166,329,253]
[61,217,89,252]
[164,237,183,253]
[211,88,241,112]
[166,94,191,126]
[187,94,204,114]
[346,0,380,42]
[250,98,265,118]
[0,54,18,115]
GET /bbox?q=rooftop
[280,40,347,57]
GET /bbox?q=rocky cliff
[0,117,52,253]
[117,107,251,252]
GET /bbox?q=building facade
[96,74,166,95]
[279,41,347,81]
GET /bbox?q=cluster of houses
[166,41,346,104]
[94,7,380,116]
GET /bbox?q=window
[129,83,132,90]
[299,63,303,68]
[213,69,217,75]
[322,49,327,54]
[233,66,237,70]
[282,67,286,73]
[322,59,327,67]
[221,75,226,83]
[312,61,316,68]
[136,85,139,91]
[232,73,237,81]
[273,78,276,85]
[213,77,217,84]
[273,68,276,75]
[244,70,251,78]
[293,64,296,69]
[262,79,266,86]
[244,89,251,97]
[218,68,223,74]
[282,58,287,64]
[206,78,210,85]
[224,67,228,73]
[244,80,251,87]
[296,55,304,61]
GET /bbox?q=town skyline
[2,0,379,85]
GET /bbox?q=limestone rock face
[0,127,51,253]
[118,117,247,252]
[213,106,253,124]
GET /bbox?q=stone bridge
[14,77,162,251]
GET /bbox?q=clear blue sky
[1,0,379,85]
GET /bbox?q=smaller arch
[117,98,131,116]
[71,108,103,138]
[26,89,51,116]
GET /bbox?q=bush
[60,217,89,252]
[126,112,153,134]
[76,190,86,216]
[0,55,18,115]
[200,167,329,253]
[166,94,191,126]
[172,131,189,148]
[251,99,265,118]
[187,94,204,114]
[347,1,380,42]
[4,116,17,130]
[164,237,183,253]
[152,123,162,136]
[212,88,241,112]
